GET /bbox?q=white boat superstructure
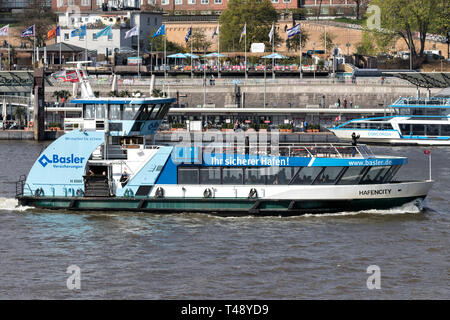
[329,97,450,145]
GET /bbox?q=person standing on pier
[343,98,347,109]
[337,98,341,108]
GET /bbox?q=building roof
[383,72,450,88]
[40,42,96,54]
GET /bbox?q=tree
[20,0,57,48]
[353,0,370,20]
[14,106,26,127]
[148,31,185,53]
[356,31,376,56]
[320,31,336,53]
[219,0,279,52]
[372,0,449,58]
[189,29,212,52]
[286,30,309,52]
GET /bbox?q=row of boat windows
[394,108,445,116]
[399,124,450,136]
[82,103,171,121]
[342,123,394,130]
[177,165,400,185]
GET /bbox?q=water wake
[301,199,423,218]
[0,197,33,212]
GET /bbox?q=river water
[0,140,448,299]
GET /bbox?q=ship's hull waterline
[17,180,432,216]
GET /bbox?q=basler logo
[38,154,85,168]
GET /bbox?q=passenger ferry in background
[15,64,434,215]
[329,96,450,145]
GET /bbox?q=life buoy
[154,187,164,198]
[203,188,212,198]
[123,189,134,198]
[34,188,44,197]
[76,188,84,197]
[248,188,258,199]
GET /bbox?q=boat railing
[197,143,373,159]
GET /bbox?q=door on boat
[83,164,113,197]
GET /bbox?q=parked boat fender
[155,187,164,198]
[76,188,84,197]
[124,189,134,198]
[203,188,213,198]
[34,188,44,197]
[248,188,258,199]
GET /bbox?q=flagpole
[264,57,266,108]
[272,22,275,80]
[33,33,36,67]
[59,30,62,68]
[137,27,140,79]
[299,31,303,79]
[217,24,220,79]
[244,27,247,79]
[164,34,167,79]
[190,26,193,79]
[85,28,87,61]
[8,29,11,70]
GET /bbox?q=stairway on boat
[83,175,111,197]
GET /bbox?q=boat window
[337,166,367,185]
[95,104,106,119]
[383,165,400,183]
[313,166,345,185]
[222,168,243,184]
[149,104,161,120]
[412,124,425,135]
[267,166,297,185]
[426,124,439,136]
[360,166,391,184]
[399,124,411,136]
[441,125,450,136]
[84,104,95,119]
[109,105,121,120]
[123,105,139,120]
[157,103,171,120]
[245,168,266,185]
[200,167,221,184]
[136,105,150,121]
[178,167,199,184]
[291,167,322,185]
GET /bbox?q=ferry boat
[329,96,450,145]
[15,67,433,215]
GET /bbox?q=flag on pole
[47,26,60,40]
[71,25,86,37]
[286,23,301,38]
[152,24,165,38]
[212,25,219,39]
[185,26,192,44]
[268,22,274,42]
[125,25,139,39]
[95,25,112,38]
[424,149,431,156]
[51,70,83,83]
[21,25,35,38]
[334,115,341,122]
[0,25,9,36]
[239,23,246,43]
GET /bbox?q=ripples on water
[0,142,449,299]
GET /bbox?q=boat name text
[359,189,392,196]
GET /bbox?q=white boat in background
[329,96,450,145]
